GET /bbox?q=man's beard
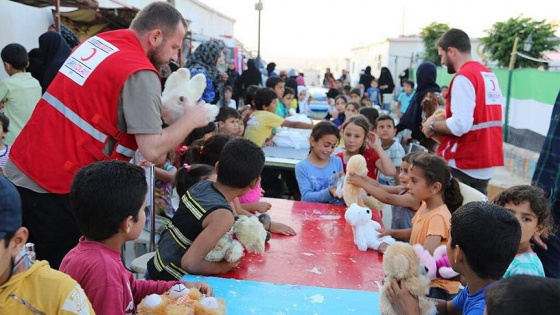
[446,64,456,74]
[148,42,168,70]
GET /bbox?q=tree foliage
[421,22,450,66]
[481,16,560,68]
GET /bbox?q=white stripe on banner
[507,99,553,136]
[43,92,107,143]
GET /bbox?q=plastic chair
[131,252,155,275]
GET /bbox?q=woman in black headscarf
[378,67,395,111]
[38,31,71,93]
[185,40,225,104]
[378,67,395,95]
[359,66,375,90]
[238,59,262,102]
[396,61,441,150]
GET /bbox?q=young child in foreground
[380,153,464,298]
[484,274,560,315]
[386,202,521,315]
[0,175,95,314]
[493,185,555,278]
[147,138,266,280]
[59,160,211,315]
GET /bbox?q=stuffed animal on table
[137,283,226,315]
[161,68,219,124]
[205,215,267,263]
[413,244,459,280]
[342,154,384,211]
[379,242,436,315]
[344,203,395,252]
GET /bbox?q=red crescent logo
[490,80,496,91]
[80,48,97,61]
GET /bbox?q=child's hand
[533,230,550,250]
[254,202,272,213]
[366,131,381,150]
[345,174,367,188]
[379,228,391,238]
[264,138,275,147]
[386,278,421,315]
[137,160,153,168]
[260,188,265,197]
[269,221,297,236]
[184,281,214,297]
[328,185,339,198]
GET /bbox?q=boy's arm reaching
[281,120,314,129]
[181,209,240,275]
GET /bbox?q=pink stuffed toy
[433,245,459,279]
[413,244,459,280]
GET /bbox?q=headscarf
[185,40,224,82]
[397,61,441,139]
[359,66,375,89]
[240,59,262,95]
[378,67,395,94]
[266,62,277,77]
[297,86,309,114]
[38,31,71,93]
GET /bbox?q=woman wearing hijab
[396,61,441,151]
[359,66,375,90]
[378,66,395,111]
[185,40,225,105]
[266,62,277,77]
[238,59,262,102]
[38,31,71,93]
[297,86,310,115]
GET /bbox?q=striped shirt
[503,252,545,278]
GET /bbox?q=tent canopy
[8,0,99,9]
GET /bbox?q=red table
[217,198,385,291]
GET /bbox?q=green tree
[481,16,560,68]
[421,22,450,66]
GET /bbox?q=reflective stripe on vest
[43,92,135,158]
[115,145,135,158]
[469,120,502,131]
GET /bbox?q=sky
[202,0,560,70]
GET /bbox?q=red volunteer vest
[437,61,504,169]
[10,30,158,193]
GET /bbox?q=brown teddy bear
[379,242,436,315]
[342,154,385,210]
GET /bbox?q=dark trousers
[450,167,489,196]
[260,168,300,200]
[17,186,81,270]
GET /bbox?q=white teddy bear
[205,215,267,263]
[344,203,395,252]
[161,68,220,124]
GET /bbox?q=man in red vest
[3,2,209,269]
[422,28,504,195]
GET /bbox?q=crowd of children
[2,37,559,315]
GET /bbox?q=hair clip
[179,145,188,155]
[183,163,191,172]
